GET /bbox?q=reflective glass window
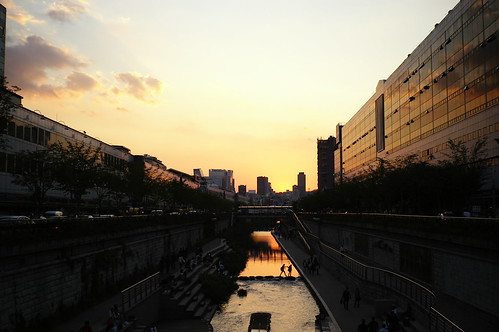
[16,125,23,139]
[486,72,499,102]
[433,102,448,121]
[24,125,31,142]
[31,127,38,144]
[448,105,465,123]
[7,121,15,136]
[484,0,498,29]
[0,152,5,172]
[6,153,15,173]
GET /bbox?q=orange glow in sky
[3,0,459,192]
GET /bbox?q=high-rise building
[317,136,336,191]
[297,172,306,198]
[208,169,235,192]
[257,176,269,196]
[334,0,498,206]
[238,185,247,196]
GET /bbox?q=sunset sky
[3,0,458,192]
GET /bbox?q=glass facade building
[335,0,498,199]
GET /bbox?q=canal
[210,231,321,332]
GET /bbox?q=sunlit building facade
[335,0,498,206]
[0,94,134,209]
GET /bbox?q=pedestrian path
[51,237,224,332]
[275,234,385,332]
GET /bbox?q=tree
[0,80,21,147]
[13,148,57,213]
[92,163,128,214]
[50,141,101,213]
[437,138,488,214]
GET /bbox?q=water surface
[211,232,319,332]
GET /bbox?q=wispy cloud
[47,0,89,23]
[3,0,44,26]
[114,72,164,102]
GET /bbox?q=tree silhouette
[13,148,57,213]
[50,141,100,213]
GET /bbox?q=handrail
[429,308,465,332]
[291,213,464,332]
[121,272,161,314]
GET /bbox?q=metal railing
[429,308,465,332]
[121,272,161,313]
[314,234,436,310]
[291,214,464,332]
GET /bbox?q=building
[0,94,135,210]
[334,0,498,208]
[238,185,247,196]
[0,4,5,80]
[317,136,336,191]
[297,172,306,198]
[207,169,235,192]
[257,176,269,196]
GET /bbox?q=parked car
[43,211,65,219]
[0,215,33,225]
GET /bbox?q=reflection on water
[240,231,300,277]
[210,232,318,332]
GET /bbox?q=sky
[3,0,459,192]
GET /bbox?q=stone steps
[162,242,228,322]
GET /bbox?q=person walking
[354,287,361,308]
[341,287,351,310]
[279,264,286,277]
[357,319,368,332]
[367,317,379,332]
[287,264,293,276]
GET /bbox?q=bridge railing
[291,215,463,332]
[121,272,161,314]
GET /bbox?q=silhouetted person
[287,264,293,276]
[357,319,368,332]
[341,287,351,310]
[354,287,361,308]
[279,264,286,277]
[368,317,379,332]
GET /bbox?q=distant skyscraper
[238,185,247,196]
[208,169,235,192]
[257,176,269,196]
[297,172,306,198]
[317,136,336,191]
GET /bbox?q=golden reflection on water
[240,231,300,277]
[211,232,317,332]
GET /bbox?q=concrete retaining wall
[0,217,230,332]
[300,214,499,326]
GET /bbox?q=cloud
[66,71,99,92]
[6,35,87,97]
[114,72,164,102]
[3,1,44,26]
[47,0,88,22]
